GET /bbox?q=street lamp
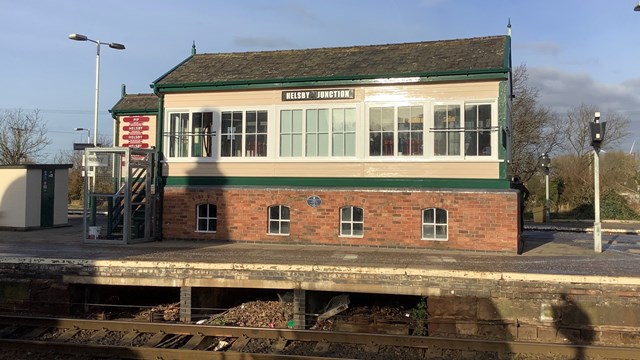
[590,112,606,253]
[74,127,90,143]
[540,153,551,222]
[635,1,640,11]
[68,33,125,146]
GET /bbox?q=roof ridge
[194,35,506,57]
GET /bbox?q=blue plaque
[307,195,322,208]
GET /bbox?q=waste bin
[533,206,545,223]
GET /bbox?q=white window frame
[430,101,497,160]
[365,103,428,159]
[276,104,360,160]
[422,207,448,241]
[340,206,364,237]
[268,205,290,235]
[165,109,218,159]
[196,203,217,233]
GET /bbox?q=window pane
[353,207,363,221]
[281,110,292,133]
[479,105,491,129]
[318,109,329,132]
[341,223,351,235]
[434,133,446,156]
[198,219,207,231]
[246,111,257,133]
[280,221,290,234]
[381,108,394,131]
[345,108,356,131]
[318,134,329,156]
[342,133,354,156]
[208,219,217,232]
[370,108,381,131]
[382,132,394,156]
[208,204,217,215]
[280,135,291,157]
[306,134,317,156]
[246,135,256,157]
[410,106,423,130]
[436,208,447,223]
[449,132,460,155]
[332,109,345,132]
[269,221,279,234]
[435,225,447,239]
[306,110,318,132]
[341,207,351,221]
[292,134,302,156]
[411,132,423,156]
[423,225,434,238]
[353,223,363,236]
[370,133,381,156]
[398,107,410,130]
[281,206,290,220]
[434,106,447,128]
[269,206,280,219]
[398,133,410,156]
[292,110,303,132]
[256,134,267,157]
[333,134,344,156]
[465,105,478,129]
[198,205,207,217]
[423,209,434,223]
[479,131,491,156]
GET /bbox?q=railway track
[0,315,638,359]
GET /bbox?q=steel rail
[0,315,639,359]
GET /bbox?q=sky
[1,0,640,160]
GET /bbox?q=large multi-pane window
[340,206,364,237]
[196,204,217,232]
[280,108,356,157]
[268,205,290,235]
[221,111,243,157]
[422,208,448,240]
[245,111,268,157]
[369,106,424,156]
[398,106,424,156]
[332,108,356,156]
[464,104,492,156]
[168,112,214,158]
[433,105,461,156]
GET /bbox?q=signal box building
[111,34,519,252]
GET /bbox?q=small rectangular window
[196,204,217,232]
[340,206,364,237]
[422,208,448,241]
[268,205,291,235]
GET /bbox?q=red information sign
[121,116,152,148]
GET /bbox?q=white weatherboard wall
[0,165,72,229]
[0,168,28,227]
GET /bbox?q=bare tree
[561,103,629,157]
[0,109,51,165]
[509,64,563,181]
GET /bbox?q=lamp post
[590,112,606,253]
[74,127,91,143]
[540,153,551,222]
[68,33,125,146]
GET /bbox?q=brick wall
[162,186,519,251]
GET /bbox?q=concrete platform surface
[0,216,639,280]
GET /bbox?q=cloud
[529,67,640,114]
[529,67,640,149]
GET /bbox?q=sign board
[282,89,354,101]
[121,116,154,149]
[86,154,108,167]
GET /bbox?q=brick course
[162,186,518,251]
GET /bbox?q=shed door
[40,169,55,227]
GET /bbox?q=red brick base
[162,187,519,252]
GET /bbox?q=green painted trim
[156,95,165,155]
[110,109,158,116]
[153,70,510,93]
[151,54,195,86]
[163,176,511,189]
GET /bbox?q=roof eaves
[150,54,195,92]
[154,68,510,93]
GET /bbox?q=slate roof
[153,35,509,89]
[110,93,158,114]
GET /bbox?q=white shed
[0,164,72,230]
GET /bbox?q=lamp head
[68,33,88,41]
[109,42,125,50]
[635,1,640,11]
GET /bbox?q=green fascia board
[110,109,159,117]
[153,69,510,93]
[163,176,511,189]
